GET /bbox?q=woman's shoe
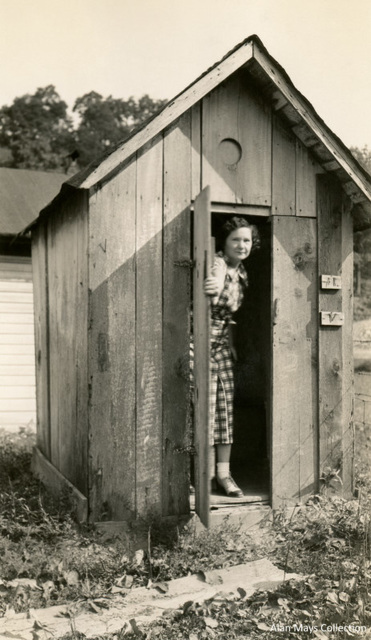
[217,475,244,498]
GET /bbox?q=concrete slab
[0,559,301,639]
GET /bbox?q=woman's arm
[204,256,226,302]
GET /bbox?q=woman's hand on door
[203,276,220,297]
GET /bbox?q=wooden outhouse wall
[317,175,354,494]
[33,66,354,522]
[32,191,89,495]
[88,114,195,521]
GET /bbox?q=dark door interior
[210,213,271,504]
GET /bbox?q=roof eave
[74,38,255,190]
[250,40,371,205]
[55,35,370,224]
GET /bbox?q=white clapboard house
[0,168,65,430]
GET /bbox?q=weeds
[1,421,371,639]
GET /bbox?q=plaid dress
[210,255,247,445]
[190,253,248,446]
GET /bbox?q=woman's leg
[216,443,231,463]
[215,445,243,497]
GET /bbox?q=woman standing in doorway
[204,216,260,497]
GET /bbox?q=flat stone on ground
[0,558,301,639]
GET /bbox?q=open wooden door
[193,187,212,527]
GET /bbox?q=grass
[0,417,371,639]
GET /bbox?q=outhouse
[29,36,371,527]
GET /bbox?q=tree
[350,145,371,174]
[73,92,166,167]
[0,88,167,171]
[0,86,74,171]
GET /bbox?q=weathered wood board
[271,216,318,507]
[317,175,353,492]
[32,447,88,523]
[88,161,137,521]
[135,137,163,517]
[46,192,88,495]
[191,103,202,201]
[341,199,354,494]
[32,223,50,455]
[272,116,296,216]
[296,141,323,217]
[162,114,192,516]
[193,187,211,528]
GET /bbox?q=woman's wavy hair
[217,216,261,254]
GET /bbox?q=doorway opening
[209,213,271,507]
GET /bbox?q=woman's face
[224,227,253,265]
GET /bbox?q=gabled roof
[0,167,65,235]
[65,34,371,214]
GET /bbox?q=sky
[1,0,370,149]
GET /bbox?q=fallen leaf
[64,570,79,586]
[339,591,350,603]
[8,579,41,591]
[277,597,291,612]
[326,591,339,604]
[257,622,271,631]
[129,618,142,636]
[154,582,169,594]
[237,587,246,600]
[213,591,236,602]
[205,571,223,586]
[345,578,356,591]
[196,570,206,582]
[92,598,110,609]
[205,617,218,628]
[183,600,194,614]
[41,581,55,598]
[30,616,54,640]
[111,585,128,594]
[87,600,102,614]
[134,550,145,566]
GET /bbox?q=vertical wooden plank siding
[136,138,163,517]
[317,176,354,492]
[271,216,318,507]
[317,176,346,480]
[296,142,323,217]
[202,72,271,205]
[47,193,89,495]
[31,226,50,454]
[193,187,211,528]
[46,214,60,470]
[88,162,137,521]
[341,200,354,494]
[191,103,202,200]
[272,116,296,216]
[163,115,192,516]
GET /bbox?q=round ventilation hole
[218,138,242,165]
